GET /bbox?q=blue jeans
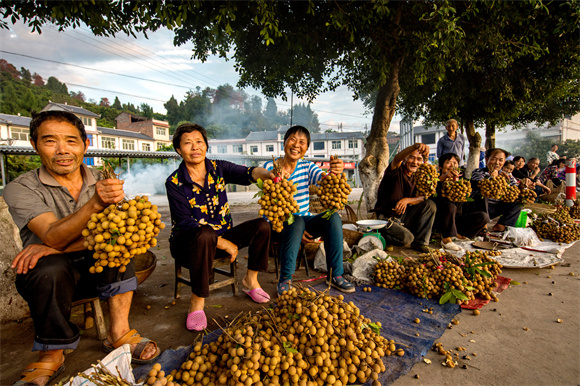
[278,212,344,282]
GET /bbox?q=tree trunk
[358,58,402,213]
[464,118,482,178]
[485,120,496,149]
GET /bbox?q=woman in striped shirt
[264,126,355,296]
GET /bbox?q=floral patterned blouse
[165,159,255,238]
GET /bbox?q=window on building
[157,143,165,150]
[155,126,166,136]
[84,157,95,166]
[122,139,135,150]
[87,134,93,146]
[332,141,341,150]
[313,142,325,150]
[11,127,29,141]
[207,146,212,154]
[265,144,274,152]
[101,136,116,149]
[422,133,436,144]
[233,145,243,153]
[82,117,92,127]
[142,143,151,151]
[250,145,258,154]
[348,140,358,149]
[218,146,227,154]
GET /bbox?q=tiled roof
[98,126,154,141]
[42,102,101,118]
[0,114,32,127]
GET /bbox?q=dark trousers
[15,251,136,351]
[474,197,522,227]
[170,218,270,298]
[378,199,437,247]
[433,196,490,238]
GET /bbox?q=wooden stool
[71,297,107,340]
[174,258,238,299]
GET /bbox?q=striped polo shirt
[264,158,323,216]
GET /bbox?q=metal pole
[127,157,131,176]
[1,152,6,187]
[290,91,293,127]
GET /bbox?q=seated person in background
[538,158,567,188]
[521,157,541,181]
[373,143,436,253]
[432,153,490,251]
[470,148,522,232]
[264,125,355,295]
[5,111,160,386]
[166,123,274,331]
[511,156,527,180]
[436,119,466,166]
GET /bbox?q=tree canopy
[2,0,578,208]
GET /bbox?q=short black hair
[438,152,460,167]
[29,110,87,145]
[551,158,566,167]
[513,156,525,164]
[485,148,509,159]
[173,123,209,151]
[283,125,311,147]
[503,160,515,167]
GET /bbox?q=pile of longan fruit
[414,163,439,198]
[374,250,503,304]
[478,175,509,200]
[142,288,394,386]
[258,179,299,233]
[441,179,472,202]
[82,196,164,273]
[312,171,352,211]
[532,206,580,243]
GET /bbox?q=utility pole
[290,91,293,127]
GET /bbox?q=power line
[66,83,167,103]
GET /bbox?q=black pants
[378,199,437,247]
[473,197,522,227]
[15,250,136,351]
[170,218,270,298]
[433,196,490,238]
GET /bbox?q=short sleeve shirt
[4,164,101,247]
[373,163,415,218]
[165,159,255,237]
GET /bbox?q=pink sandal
[243,287,271,303]
[186,310,207,331]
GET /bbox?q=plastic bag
[351,250,393,282]
[313,241,351,272]
[502,226,541,247]
[65,345,137,386]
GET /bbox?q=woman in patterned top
[264,126,355,296]
[165,123,275,331]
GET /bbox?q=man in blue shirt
[437,119,466,166]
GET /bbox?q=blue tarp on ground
[134,285,461,385]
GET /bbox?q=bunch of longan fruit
[414,163,439,198]
[501,185,520,203]
[441,179,472,202]
[313,171,352,211]
[478,175,509,200]
[258,179,299,233]
[82,195,165,273]
[144,287,394,386]
[519,187,537,204]
[532,206,580,243]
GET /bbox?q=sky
[0,20,402,134]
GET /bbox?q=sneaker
[411,243,430,253]
[442,241,462,251]
[327,276,356,293]
[277,280,291,297]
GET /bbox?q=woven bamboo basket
[309,196,358,224]
[134,251,157,285]
[343,228,364,247]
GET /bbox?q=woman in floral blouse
[165,123,274,331]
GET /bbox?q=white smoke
[117,160,180,196]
